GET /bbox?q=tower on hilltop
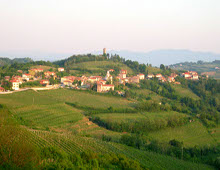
[103,48,106,55]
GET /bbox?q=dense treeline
[139,79,220,126]
[117,134,220,168]
[90,113,188,134]
[175,77,220,125]
[0,57,33,67]
[0,61,56,79]
[40,147,143,169]
[54,54,126,67]
[20,81,42,88]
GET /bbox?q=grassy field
[145,66,161,74]
[172,84,200,100]
[130,89,165,102]
[69,61,134,75]
[27,129,214,170]
[0,90,57,108]
[12,103,83,130]
[30,65,56,71]
[0,89,218,169]
[209,125,220,144]
[38,88,133,109]
[148,120,217,147]
[95,111,186,123]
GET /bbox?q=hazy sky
[1,0,220,54]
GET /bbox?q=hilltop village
[0,49,200,93]
[0,50,219,170]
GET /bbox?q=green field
[96,111,186,123]
[0,107,214,170]
[145,66,162,74]
[130,89,165,102]
[0,89,218,169]
[148,121,217,147]
[13,103,83,130]
[70,60,134,75]
[0,90,57,108]
[38,88,133,109]
[172,85,200,100]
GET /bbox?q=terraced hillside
[0,89,218,169]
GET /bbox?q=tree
[160,64,165,70]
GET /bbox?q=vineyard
[38,88,133,109]
[171,84,200,100]
[148,120,218,147]
[0,89,219,169]
[95,111,186,123]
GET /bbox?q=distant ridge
[0,49,220,66]
[101,49,220,67]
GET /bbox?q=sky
[0,0,220,55]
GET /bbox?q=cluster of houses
[116,70,145,84]
[0,67,65,91]
[60,70,115,92]
[0,65,199,93]
[146,73,180,83]
[181,71,199,80]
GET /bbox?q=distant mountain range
[1,49,220,66]
[100,49,220,67]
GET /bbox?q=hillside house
[137,73,145,80]
[155,74,163,78]
[174,82,181,85]
[119,69,127,79]
[13,76,23,84]
[88,76,102,84]
[10,79,20,90]
[44,71,56,77]
[63,80,73,87]
[192,74,199,80]
[40,80,50,86]
[0,87,5,92]
[189,71,198,75]
[58,67,65,72]
[97,81,114,93]
[61,76,76,83]
[22,74,32,81]
[168,76,175,83]
[158,77,167,82]
[129,76,140,83]
[104,70,113,83]
[17,70,23,73]
[183,72,191,79]
[119,78,129,85]
[4,76,10,81]
[147,74,154,79]
[80,76,88,86]
[170,73,178,78]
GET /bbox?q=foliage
[21,81,42,88]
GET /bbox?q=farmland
[148,121,218,147]
[171,84,200,100]
[38,88,133,109]
[130,89,163,103]
[0,87,219,169]
[94,111,186,123]
[69,60,134,75]
[0,106,214,170]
